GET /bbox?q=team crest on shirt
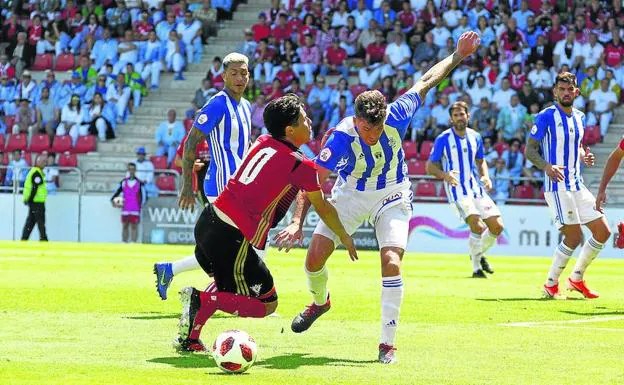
[250,284,262,296]
[320,148,332,162]
[197,114,207,124]
[530,125,537,135]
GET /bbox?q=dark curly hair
[354,90,387,126]
[264,93,303,138]
[449,101,469,116]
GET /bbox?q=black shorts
[194,205,276,302]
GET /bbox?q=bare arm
[178,126,205,210]
[598,146,624,194]
[476,158,492,190]
[426,160,459,186]
[410,31,480,101]
[524,137,549,170]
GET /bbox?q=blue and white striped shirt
[529,104,585,192]
[315,91,422,191]
[194,90,252,198]
[429,128,485,203]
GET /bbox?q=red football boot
[543,283,559,298]
[616,223,624,249]
[567,278,599,299]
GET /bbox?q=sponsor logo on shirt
[197,114,207,124]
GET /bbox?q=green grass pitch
[1,241,623,385]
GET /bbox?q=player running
[595,136,624,249]
[173,94,357,352]
[426,101,504,278]
[153,53,252,300]
[275,31,481,363]
[525,72,612,299]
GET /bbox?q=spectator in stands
[252,13,271,43]
[2,14,25,46]
[4,150,29,187]
[589,79,618,140]
[501,138,524,186]
[409,98,432,143]
[265,78,285,101]
[471,97,497,139]
[213,0,235,21]
[0,54,16,80]
[430,17,451,49]
[36,30,55,55]
[35,88,59,141]
[581,33,603,70]
[307,76,332,134]
[508,63,526,91]
[194,0,218,43]
[359,31,386,88]
[165,30,186,80]
[528,35,553,68]
[176,11,203,64]
[87,92,115,141]
[357,18,379,54]
[90,27,118,71]
[482,136,499,171]
[250,93,267,133]
[76,56,98,87]
[141,31,163,90]
[35,71,61,106]
[27,15,45,48]
[57,94,89,146]
[351,0,373,30]
[253,39,277,83]
[518,80,541,110]
[331,1,350,29]
[44,153,59,195]
[604,69,622,100]
[380,32,411,80]
[378,75,396,102]
[329,95,354,128]
[553,29,582,70]
[339,16,360,57]
[111,162,146,243]
[320,38,349,79]
[114,29,140,74]
[106,73,131,124]
[527,60,553,98]
[193,78,217,110]
[85,75,109,104]
[431,94,451,134]
[0,74,17,116]
[603,32,624,68]
[106,0,131,37]
[134,146,159,198]
[491,78,516,111]
[490,158,511,205]
[273,59,297,88]
[237,29,258,64]
[12,98,36,138]
[125,62,146,110]
[155,109,185,167]
[496,94,527,141]
[6,32,35,78]
[15,71,37,103]
[374,1,396,32]
[466,75,492,106]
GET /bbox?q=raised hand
[273,222,303,252]
[456,31,481,59]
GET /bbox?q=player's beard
[453,121,467,132]
[557,94,574,107]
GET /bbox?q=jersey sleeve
[428,135,445,162]
[529,111,548,141]
[475,133,484,160]
[291,157,321,192]
[314,131,351,172]
[193,95,225,136]
[385,91,422,138]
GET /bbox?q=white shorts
[313,181,413,249]
[544,186,603,229]
[451,194,501,221]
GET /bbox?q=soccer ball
[113,196,124,208]
[212,330,257,374]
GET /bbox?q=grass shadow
[560,310,624,316]
[257,353,378,369]
[147,355,216,369]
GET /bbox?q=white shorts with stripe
[544,186,603,229]
[313,180,413,249]
[451,194,501,221]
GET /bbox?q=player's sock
[570,237,605,281]
[380,276,403,346]
[200,291,266,318]
[306,265,329,306]
[481,229,498,254]
[189,293,217,340]
[469,232,482,272]
[171,255,201,276]
[546,242,575,286]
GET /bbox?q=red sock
[215,292,267,318]
[190,292,218,340]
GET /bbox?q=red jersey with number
[214,135,320,248]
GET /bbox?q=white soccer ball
[113,196,124,207]
[212,330,258,374]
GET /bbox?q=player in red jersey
[173,94,358,352]
[595,136,624,249]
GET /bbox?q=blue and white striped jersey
[194,90,252,198]
[529,104,585,192]
[315,91,422,191]
[429,128,485,202]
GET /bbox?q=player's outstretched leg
[154,249,205,300]
[378,246,404,364]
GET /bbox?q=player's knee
[563,232,583,248]
[264,300,278,316]
[381,247,403,276]
[382,260,401,276]
[593,226,612,244]
[489,220,504,236]
[467,217,485,234]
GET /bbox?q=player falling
[274,31,481,363]
[595,135,624,249]
[173,95,357,352]
[525,72,612,299]
[426,101,504,278]
[153,53,253,300]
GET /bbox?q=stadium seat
[58,152,78,168]
[54,53,75,71]
[156,174,176,191]
[493,141,509,156]
[72,135,96,153]
[32,53,53,71]
[512,185,535,200]
[0,134,4,150]
[150,155,167,170]
[418,141,433,161]
[21,152,32,165]
[350,84,367,98]
[2,152,8,164]
[51,135,72,153]
[414,181,437,197]
[28,134,51,153]
[583,125,601,145]
[183,118,193,132]
[406,159,426,175]
[402,141,418,159]
[4,115,15,131]
[438,184,447,198]
[5,134,27,152]
[321,179,334,194]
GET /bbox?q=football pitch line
[501,315,624,331]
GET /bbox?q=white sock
[546,242,575,286]
[171,255,201,276]
[571,237,605,281]
[381,276,403,346]
[469,232,482,272]
[481,229,498,254]
[306,265,329,305]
